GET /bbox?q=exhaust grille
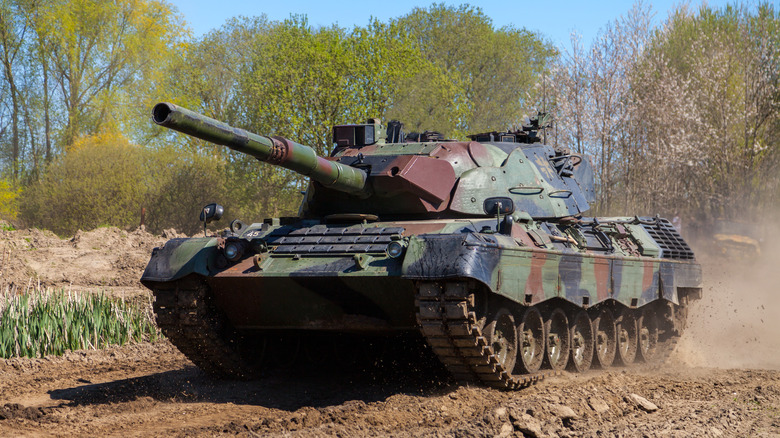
[266,226,404,255]
[640,218,695,260]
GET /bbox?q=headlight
[224,242,243,262]
[386,241,405,258]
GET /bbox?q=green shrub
[17,132,303,235]
[0,179,19,222]
[19,133,150,236]
[144,147,231,235]
[18,133,237,235]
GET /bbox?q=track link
[152,279,259,379]
[415,281,555,390]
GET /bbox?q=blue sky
[166,0,735,48]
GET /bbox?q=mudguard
[403,233,502,291]
[140,237,217,284]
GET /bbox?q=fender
[402,234,500,290]
[140,237,217,285]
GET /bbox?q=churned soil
[0,224,778,437]
[0,342,778,437]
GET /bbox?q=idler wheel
[592,308,617,368]
[484,308,518,373]
[616,310,639,365]
[567,310,594,373]
[637,309,660,362]
[543,308,571,371]
[517,307,545,374]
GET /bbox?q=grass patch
[0,286,159,359]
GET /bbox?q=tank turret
[153,103,595,219]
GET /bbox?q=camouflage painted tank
[141,103,702,389]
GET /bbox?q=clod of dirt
[510,411,543,438]
[549,403,578,420]
[0,404,52,421]
[626,393,658,412]
[588,396,610,413]
[496,422,513,438]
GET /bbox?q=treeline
[550,3,779,230]
[0,1,777,235]
[0,0,186,177]
[0,2,553,234]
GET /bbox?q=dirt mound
[0,404,52,421]
[0,225,173,295]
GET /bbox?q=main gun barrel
[152,102,367,194]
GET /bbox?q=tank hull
[142,217,701,386]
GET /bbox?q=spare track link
[415,281,555,390]
[152,280,257,379]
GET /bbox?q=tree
[631,3,779,222]
[551,2,654,214]
[214,16,424,218]
[35,0,188,146]
[0,0,27,180]
[551,1,779,224]
[390,4,556,136]
[0,0,188,184]
[550,33,591,155]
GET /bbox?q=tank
[142,102,702,389]
[711,218,762,259]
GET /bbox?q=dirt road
[1,226,779,437]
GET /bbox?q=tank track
[152,278,685,386]
[151,279,259,379]
[416,281,556,390]
[416,280,686,389]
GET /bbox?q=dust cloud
[675,215,780,370]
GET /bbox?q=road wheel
[592,308,617,368]
[616,310,638,365]
[637,309,660,362]
[517,307,545,374]
[543,308,571,371]
[484,307,518,373]
[567,310,594,372]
